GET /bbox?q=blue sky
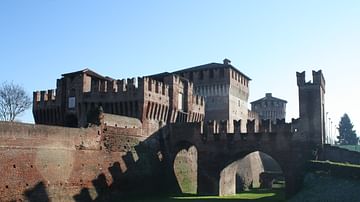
[1,1,359,140]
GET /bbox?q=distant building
[250,93,287,122]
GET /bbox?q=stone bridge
[161,70,327,197]
[164,119,314,197]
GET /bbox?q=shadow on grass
[118,188,285,202]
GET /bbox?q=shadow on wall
[72,128,183,201]
[21,126,182,202]
[24,182,50,202]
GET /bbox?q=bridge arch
[172,141,198,194]
[218,150,285,196]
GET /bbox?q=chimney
[266,93,272,97]
[223,58,231,65]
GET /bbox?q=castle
[33,59,251,134]
[32,68,205,136]
[1,59,343,201]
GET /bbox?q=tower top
[296,70,325,91]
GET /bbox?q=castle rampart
[1,69,332,200]
[33,69,205,134]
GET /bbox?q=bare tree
[0,81,32,121]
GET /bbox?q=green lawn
[310,160,360,168]
[337,145,360,153]
[119,188,285,202]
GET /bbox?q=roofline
[61,68,114,81]
[173,63,251,81]
[250,97,288,104]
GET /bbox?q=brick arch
[218,150,285,196]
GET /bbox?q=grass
[173,189,280,200]
[337,145,360,153]
[310,160,360,168]
[288,172,360,202]
[119,188,285,202]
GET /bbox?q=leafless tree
[0,81,32,121]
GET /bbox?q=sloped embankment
[289,161,360,202]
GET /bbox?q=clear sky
[1,1,359,141]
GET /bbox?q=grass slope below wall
[337,144,360,153]
[289,161,360,202]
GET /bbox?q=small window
[199,71,204,80]
[68,97,76,109]
[189,72,193,81]
[178,93,183,111]
[209,69,214,78]
[220,68,225,77]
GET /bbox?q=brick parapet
[200,119,293,143]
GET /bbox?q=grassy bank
[288,172,360,202]
[118,188,285,202]
[288,160,360,202]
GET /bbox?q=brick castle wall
[0,121,164,201]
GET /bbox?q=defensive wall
[321,144,360,164]
[0,113,303,201]
[0,114,166,201]
[1,69,349,201]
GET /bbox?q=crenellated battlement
[86,76,170,97]
[200,119,293,142]
[312,70,325,90]
[142,77,170,97]
[297,70,325,91]
[116,77,140,93]
[33,89,58,108]
[200,120,294,146]
[69,75,172,99]
[193,95,205,106]
[33,89,57,102]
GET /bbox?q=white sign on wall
[68,97,76,109]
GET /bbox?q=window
[199,71,204,80]
[189,72,193,81]
[209,69,214,78]
[68,97,75,109]
[220,68,225,77]
[178,93,184,111]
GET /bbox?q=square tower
[297,70,326,145]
